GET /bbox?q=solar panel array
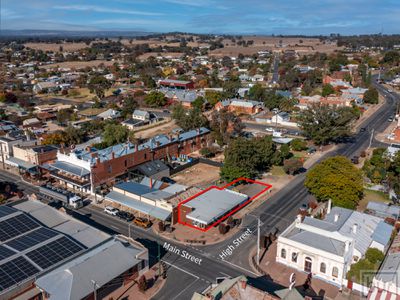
[0,214,40,242]
[0,206,17,218]
[6,228,59,252]
[0,245,15,260]
[0,206,87,294]
[0,256,39,291]
[26,236,85,269]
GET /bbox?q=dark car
[351,156,359,164]
[116,211,134,222]
[359,127,366,133]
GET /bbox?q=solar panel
[0,256,39,291]
[0,214,40,242]
[26,236,85,269]
[0,245,15,260]
[6,227,60,252]
[0,205,17,218]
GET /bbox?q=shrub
[138,275,147,292]
[290,138,307,151]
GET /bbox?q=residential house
[97,108,121,120]
[158,79,194,90]
[277,206,393,287]
[33,81,58,93]
[215,99,264,115]
[161,89,198,107]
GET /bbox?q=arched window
[320,262,326,273]
[332,267,339,278]
[281,248,286,259]
[292,252,298,263]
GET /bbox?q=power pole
[257,217,261,264]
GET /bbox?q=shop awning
[6,157,37,171]
[105,191,171,221]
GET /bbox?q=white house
[277,207,393,287]
[132,109,150,121]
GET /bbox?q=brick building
[158,78,194,90]
[49,127,211,193]
[215,99,264,115]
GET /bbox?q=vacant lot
[172,163,220,187]
[39,60,115,70]
[25,42,90,52]
[358,189,389,211]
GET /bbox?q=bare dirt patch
[171,163,220,187]
[39,60,115,70]
[25,42,89,52]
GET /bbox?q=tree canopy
[102,123,135,147]
[144,91,167,107]
[171,104,208,131]
[297,104,358,145]
[305,156,364,209]
[363,87,379,104]
[210,109,244,145]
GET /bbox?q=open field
[171,163,220,187]
[210,36,343,57]
[39,60,115,69]
[25,42,90,52]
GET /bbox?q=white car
[104,206,119,216]
[265,127,274,132]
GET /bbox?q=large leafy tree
[102,123,134,147]
[144,91,167,107]
[221,136,277,182]
[88,75,112,99]
[297,104,358,145]
[363,87,379,104]
[305,156,364,209]
[171,104,208,131]
[321,84,335,96]
[210,108,244,145]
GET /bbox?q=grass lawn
[270,166,286,176]
[358,189,390,211]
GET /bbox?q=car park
[104,206,119,216]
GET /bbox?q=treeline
[337,34,400,49]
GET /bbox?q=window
[281,248,286,259]
[124,160,127,167]
[292,252,298,263]
[304,257,312,273]
[108,165,112,173]
[320,263,326,273]
[332,267,339,278]
[144,153,147,159]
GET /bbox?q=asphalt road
[271,54,280,84]
[1,81,398,299]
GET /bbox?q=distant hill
[0,29,154,38]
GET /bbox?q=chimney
[345,240,350,252]
[327,199,332,214]
[240,279,247,290]
[96,157,100,165]
[352,223,357,234]
[296,214,303,223]
[150,178,153,189]
[334,214,339,222]
[156,141,161,147]
[197,128,200,134]
[111,151,115,159]
[134,144,138,151]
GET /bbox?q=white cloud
[53,5,163,16]
[1,8,21,19]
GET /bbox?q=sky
[1,0,399,35]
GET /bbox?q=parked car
[116,211,134,222]
[134,217,152,228]
[351,156,359,164]
[265,127,274,132]
[388,117,394,122]
[299,203,308,212]
[104,206,119,216]
[359,127,366,132]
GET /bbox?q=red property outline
[177,177,272,232]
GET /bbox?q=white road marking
[173,278,200,300]
[221,259,259,277]
[161,260,200,279]
[219,271,231,277]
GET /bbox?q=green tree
[210,109,244,145]
[88,75,112,99]
[363,87,379,104]
[171,104,208,131]
[290,138,307,151]
[102,123,132,146]
[305,156,364,209]
[220,136,276,182]
[144,91,167,107]
[365,248,385,264]
[321,84,335,97]
[205,91,223,107]
[192,96,205,110]
[347,258,375,286]
[121,96,138,119]
[298,104,357,145]
[283,158,303,175]
[248,84,265,100]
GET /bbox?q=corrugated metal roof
[51,161,90,177]
[185,189,248,225]
[115,182,157,195]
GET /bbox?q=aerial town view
[0,1,400,299]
